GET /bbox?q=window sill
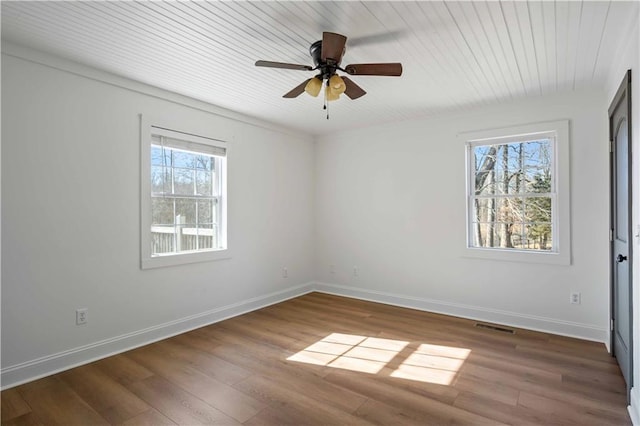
[462,247,570,265]
[141,248,232,269]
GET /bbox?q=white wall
[604,5,640,423]
[1,48,315,386]
[315,89,609,341]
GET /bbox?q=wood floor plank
[120,408,177,426]
[0,412,45,426]
[126,345,265,423]
[1,292,630,425]
[127,375,241,425]
[1,387,32,422]
[353,398,442,426]
[518,390,631,425]
[453,391,553,426]
[58,363,150,423]
[233,373,372,425]
[324,369,501,425]
[94,353,154,386]
[16,377,109,425]
[157,336,253,385]
[453,375,520,406]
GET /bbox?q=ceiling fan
[255,32,402,103]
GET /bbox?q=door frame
[609,69,633,398]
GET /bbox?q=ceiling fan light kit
[304,77,323,97]
[255,31,403,115]
[329,75,346,94]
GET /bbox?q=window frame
[461,120,571,265]
[140,115,231,269]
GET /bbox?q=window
[141,117,229,269]
[462,120,570,264]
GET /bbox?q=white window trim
[140,115,231,269]
[459,120,571,265]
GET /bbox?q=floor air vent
[475,323,515,334]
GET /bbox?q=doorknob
[617,254,628,263]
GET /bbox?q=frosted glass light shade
[329,74,346,94]
[326,85,340,101]
[304,78,323,97]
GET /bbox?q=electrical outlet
[570,292,581,305]
[76,308,88,325]
[353,266,359,277]
[330,264,335,274]
[282,267,288,278]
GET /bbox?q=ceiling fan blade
[283,79,311,98]
[344,63,403,76]
[342,77,366,100]
[321,32,347,64]
[255,60,313,71]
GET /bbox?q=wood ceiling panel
[2,1,637,136]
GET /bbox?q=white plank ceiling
[2,1,638,136]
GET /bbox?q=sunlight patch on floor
[286,333,470,385]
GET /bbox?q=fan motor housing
[309,40,323,67]
[309,40,340,80]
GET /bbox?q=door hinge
[611,319,614,331]
[610,140,613,153]
[610,229,614,242]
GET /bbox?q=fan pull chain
[325,80,330,120]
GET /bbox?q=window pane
[525,197,552,223]
[151,198,174,225]
[525,223,553,250]
[528,173,551,194]
[472,199,496,225]
[151,228,175,255]
[175,198,196,225]
[525,197,552,250]
[503,143,525,194]
[173,168,194,195]
[173,150,196,168]
[197,200,213,225]
[475,144,529,195]
[524,140,551,171]
[196,170,212,195]
[198,224,215,249]
[151,146,172,167]
[474,145,497,195]
[151,166,171,194]
[524,140,552,190]
[196,155,212,170]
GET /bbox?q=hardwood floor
[1,292,631,425]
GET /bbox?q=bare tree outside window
[470,138,554,251]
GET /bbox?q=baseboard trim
[314,282,607,343]
[1,282,314,390]
[1,281,608,389]
[630,387,640,425]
